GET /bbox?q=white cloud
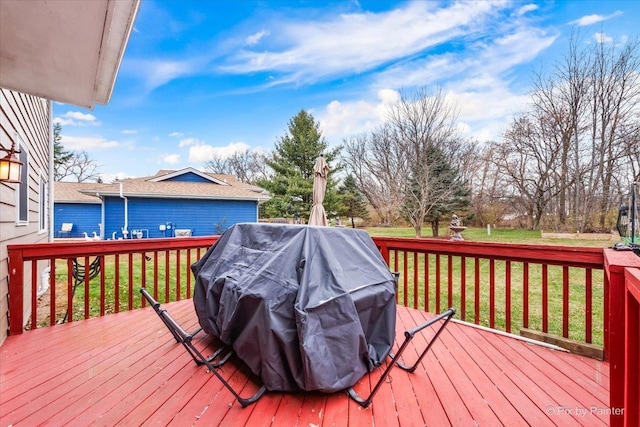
[594,32,613,44]
[100,172,131,183]
[221,1,509,84]
[162,154,181,164]
[178,137,204,147]
[318,89,399,138]
[188,142,251,163]
[516,4,538,16]
[60,135,119,150]
[54,111,100,127]
[569,11,623,26]
[246,30,269,45]
[122,129,137,134]
[125,58,200,91]
[169,132,184,137]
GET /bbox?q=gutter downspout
[119,182,128,239]
[40,100,54,298]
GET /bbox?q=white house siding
[0,88,51,345]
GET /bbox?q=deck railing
[372,237,606,351]
[7,237,218,334]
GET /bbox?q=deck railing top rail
[372,236,605,268]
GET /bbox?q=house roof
[54,169,270,203]
[0,0,139,109]
[54,182,110,204]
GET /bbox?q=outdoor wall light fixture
[0,141,23,183]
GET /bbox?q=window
[39,172,48,232]
[16,133,29,224]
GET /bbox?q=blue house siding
[54,203,101,238]
[103,196,258,239]
[164,173,211,183]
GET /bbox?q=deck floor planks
[471,326,596,427]
[496,332,609,425]
[0,300,610,427]
[408,308,532,426]
[408,309,508,426]
[392,317,454,427]
[318,388,349,427]
[395,307,476,426]
[0,312,170,424]
[443,318,553,426]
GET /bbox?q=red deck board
[0,300,610,427]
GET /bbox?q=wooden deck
[1,301,610,426]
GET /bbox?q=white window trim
[38,171,48,234]
[15,132,29,226]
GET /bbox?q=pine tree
[339,175,369,227]
[258,110,342,221]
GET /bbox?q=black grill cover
[192,223,396,393]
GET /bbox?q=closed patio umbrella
[308,155,329,226]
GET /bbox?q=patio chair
[140,288,266,407]
[57,223,73,238]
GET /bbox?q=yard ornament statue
[449,214,467,241]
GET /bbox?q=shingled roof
[55,168,269,203]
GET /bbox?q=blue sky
[54,0,640,182]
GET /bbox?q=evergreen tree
[53,123,72,180]
[258,110,342,221]
[339,175,369,228]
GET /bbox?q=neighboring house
[54,168,269,239]
[0,0,139,345]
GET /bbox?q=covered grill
[191,223,397,393]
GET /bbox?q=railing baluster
[115,254,120,313]
[141,253,147,308]
[542,264,548,333]
[489,259,495,329]
[84,256,90,319]
[523,262,529,329]
[403,251,408,307]
[128,253,134,311]
[424,253,429,312]
[413,251,418,309]
[563,265,569,338]
[460,256,466,321]
[186,249,192,299]
[165,250,170,303]
[67,259,74,322]
[154,251,159,300]
[447,255,453,309]
[586,268,593,344]
[505,260,511,333]
[50,259,56,326]
[99,256,105,316]
[474,257,480,324]
[30,260,37,329]
[177,249,181,301]
[435,254,441,313]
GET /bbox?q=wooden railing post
[624,268,640,427]
[604,249,640,427]
[7,247,25,335]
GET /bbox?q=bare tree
[343,127,407,225]
[343,87,471,236]
[56,151,101,182]
[205,149,270,184]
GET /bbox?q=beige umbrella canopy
[308,155,329,226]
